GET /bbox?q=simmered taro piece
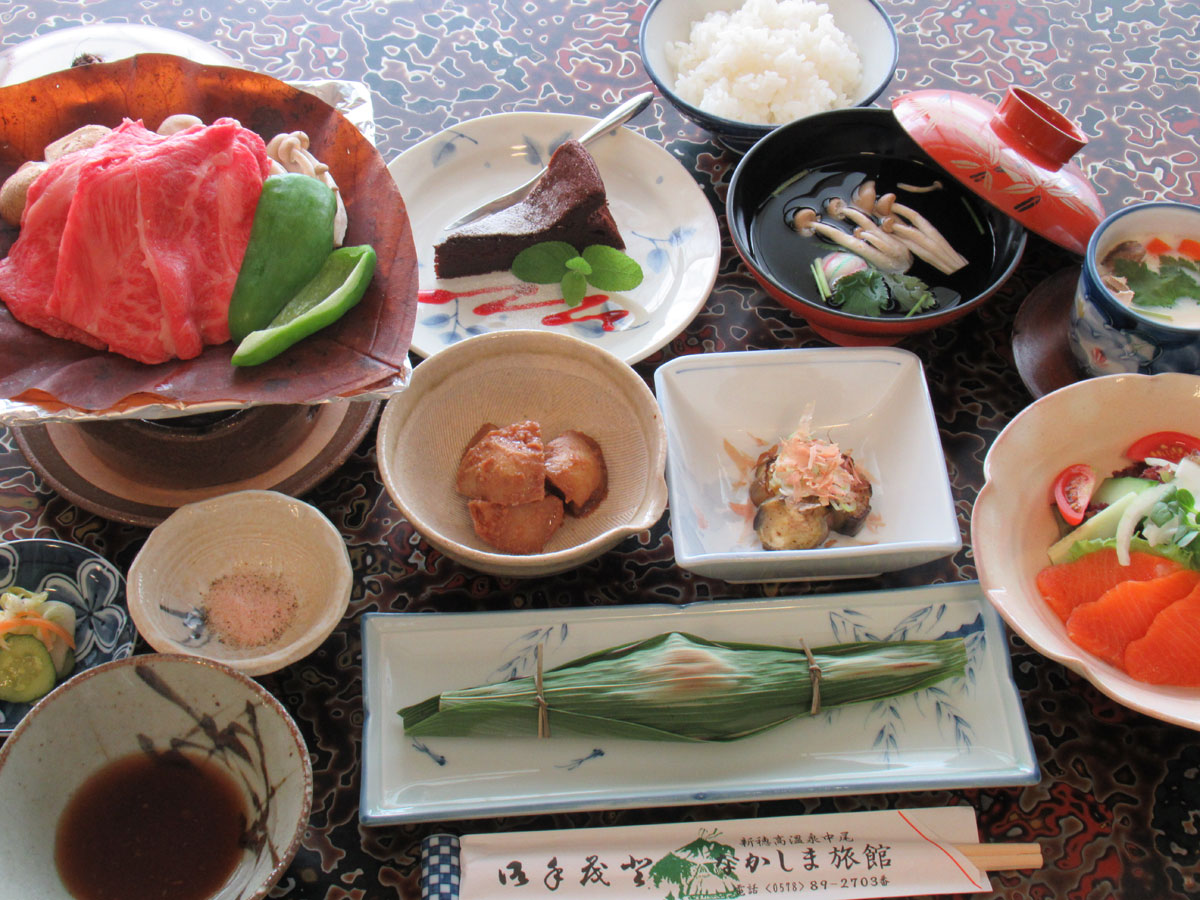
[749,157,996,318]
[468,496,565,555]
[455,420,546,505]
[545,430,608,516]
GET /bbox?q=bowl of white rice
[639,0,897,152]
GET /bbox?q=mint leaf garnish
[561,270,588,307]
[512,241,579,283]
[511,241,644,302]
[581,245,644,292]
[565,256,593,276]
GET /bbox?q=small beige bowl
[0,654,311,900]
[127,490,352,675]
[377,330,668,578]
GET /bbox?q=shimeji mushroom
[266,131,348,246]
[850,180,967,275]
[880,201,968,275]
[820,197,913,274]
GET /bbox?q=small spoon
[442,91,655,231]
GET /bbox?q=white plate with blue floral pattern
[0,539,135,734]
[360,581,1037,825]
[387,111,721,364]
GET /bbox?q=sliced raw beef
[0,118,270,364]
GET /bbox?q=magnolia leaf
[561,270,588,307]
[512,241,579,284]
[582,244,644,292]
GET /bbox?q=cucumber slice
[0,634,57,703]
[1048,491,1140,565]
[1093,476,1158,508]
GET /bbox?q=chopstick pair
[953,842,1043,871]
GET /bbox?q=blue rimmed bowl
[638,0,898,153]
[0,539,135,735]
[1069,201,1200,378]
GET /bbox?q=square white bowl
[654,347,960,582]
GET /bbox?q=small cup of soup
[1070,201,1200,377]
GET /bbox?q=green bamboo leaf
[512,241,579,283]
[398,631,967,743]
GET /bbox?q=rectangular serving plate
[360,582,1038,825]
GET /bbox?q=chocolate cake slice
[434,139,624,279]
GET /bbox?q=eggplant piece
[753,497,830,551]
[826,459,873,536]
[748,454,777,508]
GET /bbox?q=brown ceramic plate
[1012,266,1084,399]
[0,54,417,418]
[13,400,379,527]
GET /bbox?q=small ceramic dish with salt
[126,490,352,676]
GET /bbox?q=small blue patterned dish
[1069,202,1200,378]
[0,539,135,735]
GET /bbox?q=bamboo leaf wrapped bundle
[398,631,967,742]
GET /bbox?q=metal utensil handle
[576,91,655,146]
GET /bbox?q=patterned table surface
[1,1,1198,898]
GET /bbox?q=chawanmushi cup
[1069,201,1200,378]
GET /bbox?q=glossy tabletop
[1,1,1198,898]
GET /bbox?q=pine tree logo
[648,829,741,899]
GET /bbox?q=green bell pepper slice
[227,173,337,342]
[231,245,376,367]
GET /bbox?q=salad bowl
[973,372,1200,730]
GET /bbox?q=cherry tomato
[1125,431,1200,464]
[1052,463,1096,527]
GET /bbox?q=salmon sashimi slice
[1035,549,1184,623]
[1124,586,1200,686]
[1066,569,1200,668]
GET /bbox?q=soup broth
[1097,233,1200,329]
[749,157,998,317]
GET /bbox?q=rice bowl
[665,0,862,126]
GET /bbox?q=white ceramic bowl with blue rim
[0,653,312,899]
[1069,201,1200,378]
[639,0,898,154]
[654,346,960,582]
[0,538,135,735]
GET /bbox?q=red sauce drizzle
[418,285,629,331]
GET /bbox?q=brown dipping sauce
[55,751,246,900]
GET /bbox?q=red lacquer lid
[892,87,1104,255]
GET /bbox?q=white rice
[665,0,863,126]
